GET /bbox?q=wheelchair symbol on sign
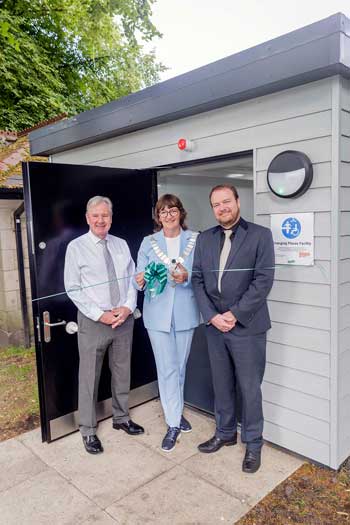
[281,217,301,239]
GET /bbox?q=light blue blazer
[136,229,200,332]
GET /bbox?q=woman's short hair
[154,194,188,232]
[86,196,113,214]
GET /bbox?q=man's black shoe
[242,449,261,473]
[198,433,237,453]
[113,419,144,435]
[82,435,103,454]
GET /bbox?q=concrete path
[0,400,303,524]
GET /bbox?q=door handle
[66,321,78,335]
[44,320,67,327]
[43,311,66,343]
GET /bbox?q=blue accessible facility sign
[270,212,314,266]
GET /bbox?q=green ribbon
[144,261,168,298]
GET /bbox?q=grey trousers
[77,311,134,437]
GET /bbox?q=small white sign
[270,213,314,266]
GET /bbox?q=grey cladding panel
[268,321,330,353]
[267,341,329,376]
[262,382,329,421]
[264,421,330,465]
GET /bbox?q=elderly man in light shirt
[64,195,144,454]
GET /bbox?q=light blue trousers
[147,327,194,428]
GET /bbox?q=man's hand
[111,306,131,329]
[222,311,237,326]
[171,263,188,284]
[99,311,117,325]
[135,271,145,289]
[210,313,235,332]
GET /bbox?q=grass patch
[0,345,40,441]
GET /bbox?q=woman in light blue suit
[135,194,200,452]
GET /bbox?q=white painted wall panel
[339,328,350,354]
[89,113,332,170]
[273,260,330,285]
[341,110,350,137]
[256,136,331,172]
[264,402,329,442]
[268,281,330,307]
[339,282,350,307]
[340,162,350,187]
[339,374,350,402]
[267,342,329,376]
[314,237,331,261]
[269,301,330,330]
[339,433,350,466]
[268,322,330,353]
[340,306,350,331]
[340,236,350,260]
[262,382,329,421]
[264,363,330,399]
[340,212,350,235]
[340,77,350,111]
[256,162,331,193]
[256,187,331,214]
[264,421,329,465]
[340,187,350,211]
[339,351,350,381]
[341,136,350,163]
[339,259,350,284]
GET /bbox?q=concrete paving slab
[128,398,163,423]
[0,469,98,525]
[134,408,217,464]
[0,438,48,493]
[18,423,86,464]
[107,464,250,524]
[183,439,304,507]
[82,511,118,524]
[33,437,172,508]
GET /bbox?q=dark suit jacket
[192,218,275,336]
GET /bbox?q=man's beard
[218,210,240,227]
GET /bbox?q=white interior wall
[158,175,253,232]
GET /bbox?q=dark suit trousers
[206,325,266,450]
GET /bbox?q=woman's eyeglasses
[159,208,179,218]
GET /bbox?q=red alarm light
[177,138,194,152]
[178,138,187,150]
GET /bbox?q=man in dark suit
[192,184,274,473]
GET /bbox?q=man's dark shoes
[83,434,103,454]
[113,419,144,435]
[180,415,192,433]
[198,433,237,453]
[162,427,181,452]
[242,449,261,473]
